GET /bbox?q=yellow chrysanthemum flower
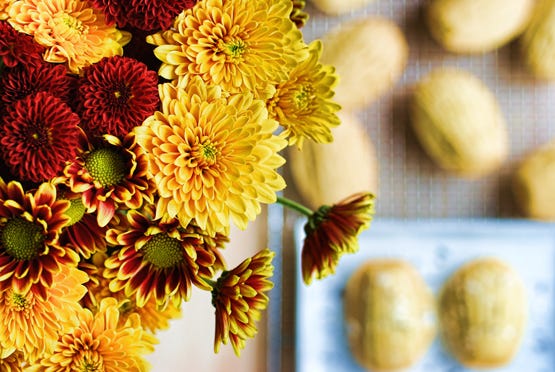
[119,297,182,334]
[0,266,88,362]
[0,0,13,20]
[135,76,287,235]
[147,0,306,95]
[7,0,129,74]
[268,40,341,148]
[36,297,157,372]
[0,348,25,371]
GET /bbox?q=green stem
[203,277,217,288]
[276,196,313,217]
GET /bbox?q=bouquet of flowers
[0,0,374,370]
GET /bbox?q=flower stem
[203,277,217,289]
[276,196,313,217]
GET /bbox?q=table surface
[148,1,555,371]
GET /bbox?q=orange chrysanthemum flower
[268,40,341,148]
[35,297,157,372]
[135,76,287,235]
[0,180,79,299]
[0,1,13,21]
[104,204,228,307]
[302,192,375,284]
[62,133,154,227]
[147,0,306,95]
[7,0,129,74]
[212,248,274,355]
[0,265,88,362]
[119,296,182,334]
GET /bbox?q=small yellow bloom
[7,0,129,74]
[268,40,341,148]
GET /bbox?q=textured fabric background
[299,0,555,218]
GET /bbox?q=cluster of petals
[35,297,157,371]
[62,133,154,227]
[0,265,87,363]
[0,1,14,20]
[7,0,129,74]
[1,60,76,108]
[212,248,275,355]
[0,20,43,68]
[268,40,341,148]
[92,0,196,31]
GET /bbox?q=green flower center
[77,353,103,372]
[1,217,44,261]
[9,292,29,311]
[84,148,126,188]
[142,234,184,269]
[294,85,313,110]
[62,14,85,33]
[64,197,86,226]
[224,39,247,60]
[201,142,218,163]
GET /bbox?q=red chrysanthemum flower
[1,60,77,108]
[104,204,228,307]
[92,0,196,31]
[0,92,83,183]
[212,248,274,355]
[78,56,160,138]
[301,192,375,284]
[0,180,79,300]
[62,133,154,227]
[0,21,43,68]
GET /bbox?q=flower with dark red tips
[62,132,154,227]
[78,55,160,138]
[0,92,83,183]
[0,179,79,300]
[1,60,77,108]
[104,204,228,307]
[301,192,375,284]
[212,248,274,355]
[290,0,309,28]
[0,21,43,68]
[92,0,196,31]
